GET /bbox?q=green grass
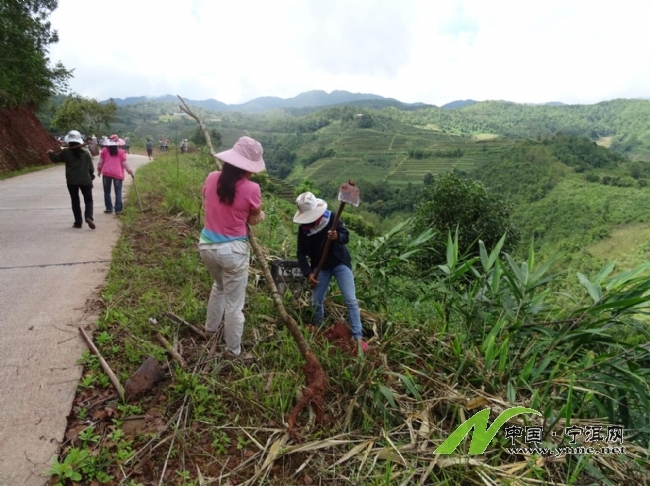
[48,152,650,486]
[0,163,54,180]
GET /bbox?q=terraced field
[290,122,518,186]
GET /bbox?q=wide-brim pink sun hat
[109,134,125,146]
[216,136,265,173]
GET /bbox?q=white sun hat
[64,130,84,144]
[293,192,328,224]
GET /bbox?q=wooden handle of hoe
[313,201,346,280]
[51,143,89,155]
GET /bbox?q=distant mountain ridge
[104,90,431,112]
[441,99,567,109]
[441,99,478,109]
[105,90,580,112]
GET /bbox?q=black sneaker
[104,210,113,214]
[72,222,82,228]
[85,218,96,229]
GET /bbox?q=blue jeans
[312,264,363,339]
[102,176,123,212]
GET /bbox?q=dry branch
[79,327,125,400]
[180,95,328,439]
[165,312,207,340]
[177,95,222,169]
[248,226,328,440]
[154,332,187,368]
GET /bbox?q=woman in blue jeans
[98,135,134,214]
[294,192,368,351]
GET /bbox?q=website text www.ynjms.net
[506,446,626,457]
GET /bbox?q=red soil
[323,320,365,357]
[0,106,59,172]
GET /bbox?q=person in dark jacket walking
[145,138,153,160]
[294,192,367,350]
[47,130,96,229]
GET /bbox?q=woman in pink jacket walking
[98,134,134,214]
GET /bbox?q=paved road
[0,154,150,486]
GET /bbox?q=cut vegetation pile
[50,153,650,485]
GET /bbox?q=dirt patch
[596,136,613,148]
[0,106,59,172]
[322,321,366,357]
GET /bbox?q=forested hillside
[53,96,650,165]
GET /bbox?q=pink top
[98,147,133,180]
[200,171,261,243]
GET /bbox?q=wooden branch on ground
[182,102,328,439]
[165,312,208,340]
[248,225,328,440]
[177,95,222,170]
[154,332,187,368]
[79,327,125,400]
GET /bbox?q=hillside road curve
[0,154,150,486]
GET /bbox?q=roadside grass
[49,153,650,485]
[0,163,54,180]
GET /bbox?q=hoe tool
[51,143,89,155]
[131,174,151,212]
[312,180,360,284]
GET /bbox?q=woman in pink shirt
[199,136,266,360]
[98,134,134,214]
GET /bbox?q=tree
[356,114,374,128]
[414,172,520,265]
[190,127,221,150]
[51,96,117,136]
[294,178,321,197]
[0,0,71,108]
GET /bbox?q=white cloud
[47,0,650,105]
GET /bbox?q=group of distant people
[55,133,190,157]
[143,137,189,160]
[158,137,170,152]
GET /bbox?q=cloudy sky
[48,0,650,106]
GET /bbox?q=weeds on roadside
[50,154,650,485]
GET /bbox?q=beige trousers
[199,242,250,355]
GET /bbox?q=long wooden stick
[165,312,208,340]
[248,224,328,437]
[248,229,312,358]
[177,95,222,170]
[155,332,187,368]
[181,95,328,437]
[79,327,125,400]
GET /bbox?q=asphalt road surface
[0,154,149,485]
